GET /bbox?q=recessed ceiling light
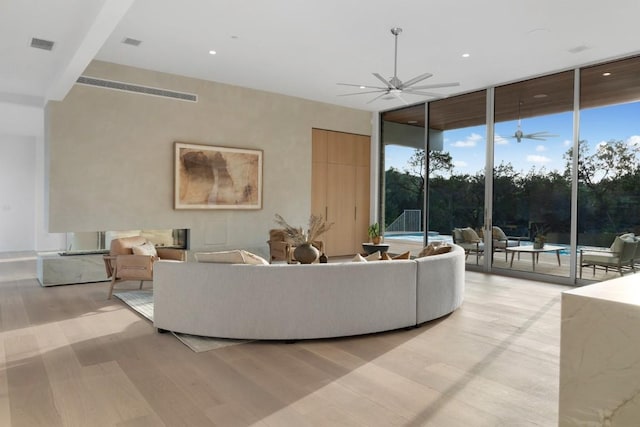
[462,53,470,58]
[359,85,366,89]
[533,93,548,98]
[209,50,217,55]
[407,120,418,124]
[602,72,611,76]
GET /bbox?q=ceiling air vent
[76,76,198,102]
[122,37,142,47]
[30,37,54,51]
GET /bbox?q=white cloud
[527,155,551,164]
[535,145,546,152]
[627,135,640,147]
[563,139,572,147]
[494,134,509,145]
[454,160,469,168]
[451,132,483,148]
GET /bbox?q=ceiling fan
[337,27,460,104]
[509,101,558,142]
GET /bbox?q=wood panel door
[312,129,370,256]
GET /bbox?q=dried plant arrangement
[274,214,333,245]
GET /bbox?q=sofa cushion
[132,241,158,258]
[365,251,381,261]
[418,243,453,257]
[352,253,367,262]
[195,250,246,264]
[241,250,269,265]
[392,251,411,260]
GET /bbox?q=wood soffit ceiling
[382,55,640,131]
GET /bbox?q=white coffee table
[505,245,564,271]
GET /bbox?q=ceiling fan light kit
[510,101,558,142]
[337,27,460,104]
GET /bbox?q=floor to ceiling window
[380,104,426,256]
[576,56,640,281]
[492,72,574,277]
[379,54,640,284]
[427,91,487,267]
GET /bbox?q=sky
[385,101,640,175]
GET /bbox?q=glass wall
[378,54,640,283]
[428,91,487,267]
[380,104,426,256]
[577,56,640,281]
[492,72,574,277]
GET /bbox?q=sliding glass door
[492,72,574,277]
[378,54,640,284]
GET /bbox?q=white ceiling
[1,0,639,111]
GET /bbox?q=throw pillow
[132,242,158,258]
[195,250,245,264]
[418,244,436,257]
[365,251,381,261]
[432,244,452,255]
[352,253,367,262]
[241,250,269,265]
[461,227,481,243]
[392,251,411,260]
[492,226,508,241]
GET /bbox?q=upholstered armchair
[103,235,186,299]
[579,233,638,278]
[452,227,484,265]
[267,229,324,263]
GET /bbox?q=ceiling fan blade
[402,90,445,98]
[366,92,389,104]
[338,90,387,97]
[400,72,433,88]
[372,73,394,88]
[337,83,388,90]
[410,82,460,90]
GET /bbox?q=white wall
[0,101,65,252]
[47,61,372,255]
[0,135,35,251]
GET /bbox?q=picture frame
[174,142,263,210]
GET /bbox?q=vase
[372,236,382,245]
[533,240,544,249]
[294,243,319,264]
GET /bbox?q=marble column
[559,274,640,426]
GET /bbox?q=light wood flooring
[0,252,572,426]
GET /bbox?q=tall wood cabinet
[312,128,370,256]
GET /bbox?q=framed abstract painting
[174,142,263,209]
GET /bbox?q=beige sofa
[153,244,465,340]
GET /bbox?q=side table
[362,243,390,255]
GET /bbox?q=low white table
[505,244,563,271]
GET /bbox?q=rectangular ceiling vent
[30,37,55,51]
[75,76,198,102]
[122,37,142,46]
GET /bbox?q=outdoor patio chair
[579,233,638,278]
[491,226,523,262]
[452,227,484,265]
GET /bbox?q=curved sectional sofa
[153,244,465,340]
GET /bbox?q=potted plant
[274,214,332,263]
[368,222,382,245]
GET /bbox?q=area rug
[114,290,252,352]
